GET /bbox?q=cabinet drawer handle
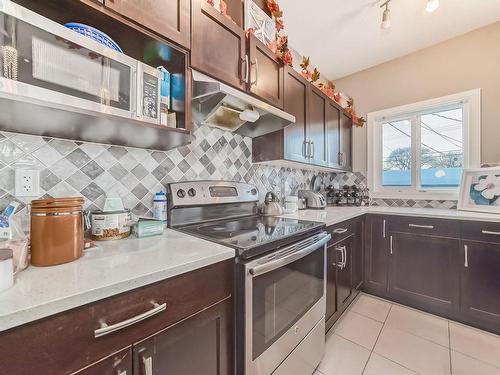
[383,219,386,238]
[117,371,127,375]
[142,356,153,375]
[390,235,393,255]
[94,301,166,338]
[481,230,500,236]
[408,224,434,229]
[333,228,348,234]
[464,244,468,268]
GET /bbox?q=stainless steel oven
[241,231,330,375]
[0,0,161,123]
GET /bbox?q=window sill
[370,191,459,201]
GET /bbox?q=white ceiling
[280,0,500,79]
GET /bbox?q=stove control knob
[250,188,257,195]
[187,188,196,197]
[177,189,186,198]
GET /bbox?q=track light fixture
[380,0,440,30]
[380,0,392,29]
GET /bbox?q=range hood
[191,70,295,138]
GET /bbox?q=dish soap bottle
[153,192,168,224]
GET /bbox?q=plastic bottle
[153,192,168,223]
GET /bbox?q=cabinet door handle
[302,140,307,157]
[306,141,312,159]
[464,244,469,268]
[94,302,166,338]
[241,55,249,83]
[333,228,348,234]
[142,356,153,375]
[336,246,343,269]
[481,230,500,236]
[383,219,386,239]
[390,235,393,255]
[408,224,434,229]
[310,141,315,159]
[342,246,347,269]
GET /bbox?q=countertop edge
[0,250,235,333]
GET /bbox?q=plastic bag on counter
[0,201,29,274]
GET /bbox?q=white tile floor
[315,293,500,375]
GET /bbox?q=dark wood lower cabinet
[74,347,132,375]
[133,297,233,375]
[325,243,339,326]
[460,240,500,334]
[388,232,460,317]
[0,260,233,375]
[364,215,389,295]
[326,218,363,331]
[336,235,354,311]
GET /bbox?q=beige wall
[335,21,500,172]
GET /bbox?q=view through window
[382,106,464,190]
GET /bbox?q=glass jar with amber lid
[30,197,84,266]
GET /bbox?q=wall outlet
[15,169,40,197]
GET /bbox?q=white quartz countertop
[0,229,234,332]
[280,206,500,226]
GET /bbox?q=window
[368,89,481,199]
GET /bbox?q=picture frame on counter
[458,167,500,214]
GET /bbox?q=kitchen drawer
[461,221,500,243]
[327,218,360,245]
[0,260,233,375]
[388,216,459,238]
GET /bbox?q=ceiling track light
[380,0,392,29]
[426,0,440,13]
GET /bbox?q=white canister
[0,249,14,293]
[153,192,168,223]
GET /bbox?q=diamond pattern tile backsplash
[0,125,332,231]
[0,124,457,233]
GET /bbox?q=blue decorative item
[64,23,123,53]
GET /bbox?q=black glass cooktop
[178,215,325,259]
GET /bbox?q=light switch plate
[15,169,40,197]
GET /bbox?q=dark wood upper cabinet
[248,34,284,108]
[388,232,460,317]
[133,297,233,375]
[104,0,190,49]
[326,100,341,169]
[364,215,389,295]
[283,66,309,163]
[308,86,328,167]
[191,0,247,90]
[460,241,500,334]
[74,347,132,375]
[339,112,352,171]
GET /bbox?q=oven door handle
[249,233,331,277]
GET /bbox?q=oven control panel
[168,181,259,207]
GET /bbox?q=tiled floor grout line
[360,303,393,375]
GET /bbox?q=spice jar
[30,197,84,266]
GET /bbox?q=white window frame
[367,89,481,200]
